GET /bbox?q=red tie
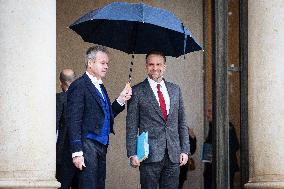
[157,84,167,121]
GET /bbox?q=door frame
[239,0,249,188]
[204,0,249,188]
[212,0,230,188]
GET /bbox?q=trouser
[203,163,212,189]
[139,150,180,189]
[79,139,107,189]
[58,150,79,189]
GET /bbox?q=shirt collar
[147,77,165,89]
[86,71,103,85]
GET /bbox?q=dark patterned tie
[157,84,167,121]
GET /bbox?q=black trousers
[178,163,189,189]
[203,163,212,189]
[79,139,107,189]
[58,151,79,189]
[139,151,180,189]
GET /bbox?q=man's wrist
[116,97,125,106]
[129,155,137,159]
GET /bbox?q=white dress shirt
[147,77,170,115]
[86,71,104,99]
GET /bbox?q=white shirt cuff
[72,151,83,158]
[129,155,137,159]
[116,98,125,106]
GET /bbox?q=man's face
[88,51,109,79]
[146,54,166,82]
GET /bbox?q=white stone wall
[0,1,59,188]
[246,0,284,188]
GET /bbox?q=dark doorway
[203,0,248,188]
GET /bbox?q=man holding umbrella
[126,51,190,189]
[68,3,201,188]
[67,45,132,189]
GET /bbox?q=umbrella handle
[126,82,131,89]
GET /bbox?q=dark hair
[146,51,166,63]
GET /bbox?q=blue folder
[201,143,212,163]
[136,131,149,161]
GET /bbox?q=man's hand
[179,153,188,166]
[130,155,140,168]
[73,155,86,170]
[117,83,132,103]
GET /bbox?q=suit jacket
[56,91,67,165]
[229,122,240,173]
[67,73,125,153]
[126,79,190,163]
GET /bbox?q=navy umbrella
[69,2,202,58]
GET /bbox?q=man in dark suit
[126,51,190,189]
[203,106,239,189]
[67,45,132,189]
[56,68,77,189]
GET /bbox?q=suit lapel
[165,81,174,118]
[83,73,104,110]
[142,79,165,121]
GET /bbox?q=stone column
[246,1,284,188]
[0,1,59,188]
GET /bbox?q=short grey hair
[85,45,109,68]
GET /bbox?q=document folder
[137,131,149,161]
[201,143,212,163]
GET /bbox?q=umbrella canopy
[69,2,202,57]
